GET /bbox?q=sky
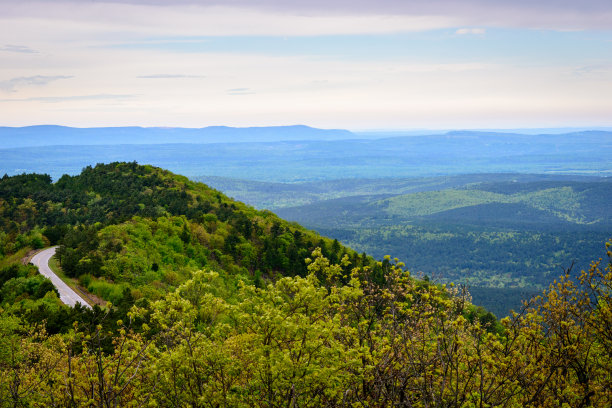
[1,0,611,130]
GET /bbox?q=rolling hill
[211,175,612,316]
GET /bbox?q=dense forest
[1,162,611,406]
[0,162,381,305]
[193,174,612,317]
[268,178,612,316]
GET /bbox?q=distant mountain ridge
[4,126,612,150]
[0,125,356,148]
[1,126,611,182]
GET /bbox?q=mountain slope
[272,178,612,316]
[0,162,378,305]
[1,162,612,407]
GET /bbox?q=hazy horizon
[3,124,612,135]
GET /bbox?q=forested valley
[201,174,612,317]
[1,162,611,407]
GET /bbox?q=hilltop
[0,162,378,306]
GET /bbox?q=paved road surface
[30,247,92,309]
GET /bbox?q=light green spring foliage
[381,187,586,223]
[79,214,248,303]
[96,216,210,297]
[2,242,612,407]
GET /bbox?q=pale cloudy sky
[1,0,611,129]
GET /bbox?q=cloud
[8,0,606,31]
[0,75,72,92]
[3,0,610,37]
[137,74,205,78]
[0,44,38,53]
[24,0,607,15]
[572,64,612,77]
[226,88,255,95]
[455,28,486,35]
[0,1,610,129]
[0,94,135,103]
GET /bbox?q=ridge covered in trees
[1,162,380,302]
[0,162,611,406]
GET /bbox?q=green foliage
[0,162,365,309]
[0,163,612,408]
[272,178,612,317]
[1,242,611,406]
[0,263,59,305]
[2,162,612,406]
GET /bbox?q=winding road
[30,247,92,309]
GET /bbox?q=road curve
[30,247,92,309]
